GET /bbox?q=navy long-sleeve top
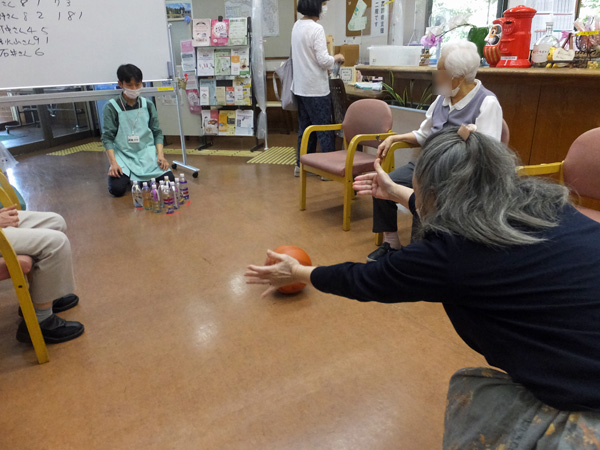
[311,196,600,412]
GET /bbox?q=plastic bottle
[159,180,166,209]
[141,182,152,211]
[151,183,161,213]
[171,182,180,210]
[531,22,559,67]
[163,183,174,215]
[179,173,189,201]
[131,181,143,209]
[175,179,184,205]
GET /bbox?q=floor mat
[47,141,295,165]
[247,147,295,165]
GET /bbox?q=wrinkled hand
[353,158,398,201]
[0,206,19,228]
[108,162,123,178]
[245,250,301,298]
[377,135,397,160]
[157,155,170,171]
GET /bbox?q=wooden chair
[299,99,395,231]
[0,171,24,210]
[518,127,600,223]
[0,186,48,364]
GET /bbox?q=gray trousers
[3,211,75,305]
[444,367,600,449]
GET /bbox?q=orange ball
[266,245,312,294]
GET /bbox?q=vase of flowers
[421,15,489,64]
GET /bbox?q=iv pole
[167,23,200,178]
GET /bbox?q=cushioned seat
[300,150,377,178]
[0,255,33,281]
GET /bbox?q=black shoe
[367,242,398,263]
[18,294,79,317]
[16,314,84,344]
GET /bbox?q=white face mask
[123,87,142,100]
[435,79,461,99]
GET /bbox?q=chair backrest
[342,99,393,147]
[329,79,349,125]
[501,119,510,146]
[563,127,600,201]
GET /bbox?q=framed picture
[165,1,192,22]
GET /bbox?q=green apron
[109,96,165,182]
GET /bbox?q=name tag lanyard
[120,96,142,141]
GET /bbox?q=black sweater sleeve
[310,234,453,304]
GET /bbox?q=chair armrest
[344,131,395,175]
[347,131,395,150]
[0,172,20,210]
[0,186,15,209]
[381,141,417,172]
[517,162,563,177]
[300,124,343,157]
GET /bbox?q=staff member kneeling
[102,64,175,197]
[246,126,600,447]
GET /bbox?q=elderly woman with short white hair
[367,40,504,263]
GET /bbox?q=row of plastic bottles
[131,173,190,215]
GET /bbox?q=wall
[186,0,425,63]
[319,0,426,62]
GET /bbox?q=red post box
[497,5,537,68]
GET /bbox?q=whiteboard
[0,0,172,90]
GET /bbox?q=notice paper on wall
[203,110,219,135]
[229,17,248,46]
[371,0,389,37]
[348,0,368,32]
[236,109,254,136]
[211,18,230,46]
[184,71,202,115]
[181,40,196,72]
[197,48,215,76]
[225,0,252,19]
[193,19,211,46]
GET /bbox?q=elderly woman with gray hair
[368,40,504,263]
[246,126,600,448]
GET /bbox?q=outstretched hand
[245,250,302,298]
[353,159,398,201]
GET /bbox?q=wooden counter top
[356,65,600,80]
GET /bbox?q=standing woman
[292,0,345,177]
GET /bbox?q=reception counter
[356,65,600,165]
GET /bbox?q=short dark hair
[117,64,143,84]
[297,0,326,17]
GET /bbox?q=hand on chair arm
[0,207,19,228]
[377,133,419,159]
